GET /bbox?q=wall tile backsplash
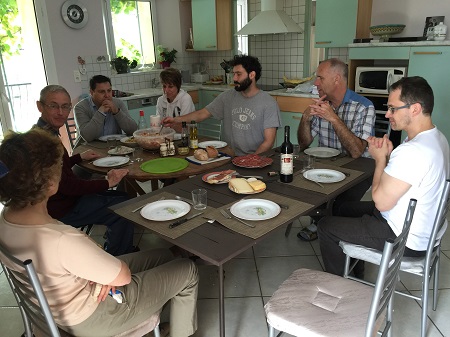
[78,0,308,96]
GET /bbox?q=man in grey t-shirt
[163,55,281,156]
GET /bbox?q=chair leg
[284,222,292,237]
[268,324,275,337]
[153,324,161,337]
[433,250,440,310]
[421,274,430,337]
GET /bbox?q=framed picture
[423,16,445,37]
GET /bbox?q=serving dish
[370,24,405,41]
[133,127,175,150]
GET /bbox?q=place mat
[312,154,355,167]
[140,158,189,174]
[113,192,213,239]
[291,163,364,195]
[209,191,314,240]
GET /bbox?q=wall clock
[61,0,88,29]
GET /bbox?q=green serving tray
[140,157,189,174]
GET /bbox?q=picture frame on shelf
[423,16,445,39]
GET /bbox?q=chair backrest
[0,242,60,337]
[197,118,222,140]
[365,198,417,337]
[65,116,79,149]
[425,179,450,262]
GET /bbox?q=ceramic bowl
[133,127,175,150]
[370,24,405,37]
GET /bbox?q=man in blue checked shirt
[297,58,375,244]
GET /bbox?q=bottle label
[280,154,294,175]
[189,139,198,149]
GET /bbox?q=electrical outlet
[73,70,81,83]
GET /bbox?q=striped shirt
[310,89,375,157]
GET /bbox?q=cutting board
[185,153,231,165]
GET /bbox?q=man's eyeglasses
[384,103,414,113]
[41,102,72,112]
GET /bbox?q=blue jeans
[59,191,135,256]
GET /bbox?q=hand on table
[107,168,129,188]
[80,149,101,161]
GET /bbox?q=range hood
[236,0,303,36]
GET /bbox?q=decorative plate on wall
[61,0,89,29]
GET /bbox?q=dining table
[72,137,235,195]
[108,149,375,337]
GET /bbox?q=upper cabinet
[315,0,372,48]
[191,0,232,51]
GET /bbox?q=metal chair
[0,241,161,337]
[197,117,222,140]
[340,179,450,337]
[265,198,417,337]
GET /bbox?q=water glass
[107,137,117,149]
[293,144,300,159]
[191,189,207,210]
[300,155,315,173]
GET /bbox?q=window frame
[103,0,159,66]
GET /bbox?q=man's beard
[234,76,252,92]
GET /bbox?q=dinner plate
[211,81,223,85]
[140,200,190,221]
[99,134,127,141]
[202,171,236,184]
[107,146,134,155]
[304,147,340,158]
[120,136,138,147]
[140,158,189,174]
[230,199,280,221]
[92,156,130,167]
[198,140,228,149]
[303,169,346,183]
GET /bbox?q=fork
[219,209,255,228]
[132,196,165,213]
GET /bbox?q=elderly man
[74,75,137,142]
[163,54,281,156]
[297,58,376,241]
[35,84,136,256]
[318,76,449,276]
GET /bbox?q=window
[104,0,157,68]
[236,0,248,55]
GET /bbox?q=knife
[169,212,204,228]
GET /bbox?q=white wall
[371,0,450,37]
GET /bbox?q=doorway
[0,0,48,139]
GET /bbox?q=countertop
[119,84,317,101]
[348,40,450,48]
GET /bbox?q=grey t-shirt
[206,89,281,155]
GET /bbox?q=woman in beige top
[0,128,198,337]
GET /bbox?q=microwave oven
[355,67,407,95]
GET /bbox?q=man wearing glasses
[74,75,137,142]
[318,76,450,276]
[35,85,136,256]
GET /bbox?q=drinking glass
[191,189,207,210]
[300,155,315,173]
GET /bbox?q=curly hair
[228,54,262,82]
[0,128,64,209]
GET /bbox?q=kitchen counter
[118,84,317,101]
[348,40,450,47]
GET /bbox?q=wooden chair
[265,199,417,337]
[197,117,222,140]
[0,241,161,337]
[340,179,450,337]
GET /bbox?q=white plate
[230,199,280,221]
[99,134,127,141]
[198,141,228,149]
[303,169,346,183]
[92,156,130,167]
[140,200,190,221]
[107,146,134,155]
[120,136,138,147]
[304,147,340,158]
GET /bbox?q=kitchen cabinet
[188,90,199,104]
[126,96,159,126]
[408,46,450,141]
[315,0,372,48]
[191,0,232,51]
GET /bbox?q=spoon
[157,124,164,135]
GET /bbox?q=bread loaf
[206,145,219,158]
[194,149,208,161]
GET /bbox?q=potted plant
[156,45,177,68]
[110,56,138,74]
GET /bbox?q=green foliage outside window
[0,0,22,60]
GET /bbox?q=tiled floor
[1,210,450,337]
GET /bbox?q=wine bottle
[189,120,198,149]
[138,110,147,129]
[181,121,189,147]
[280,126,293,183]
